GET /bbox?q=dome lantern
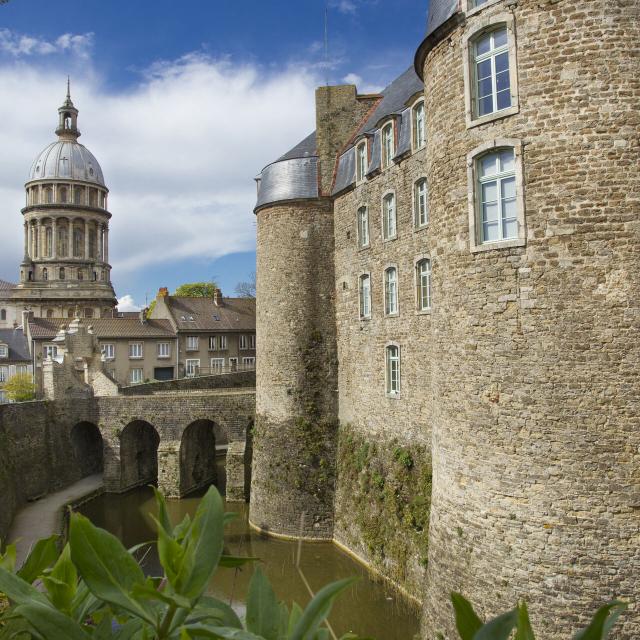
[55,78,80,141]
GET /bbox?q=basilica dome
[28,140,105,187]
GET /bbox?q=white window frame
[414,178,429,229]
[356,140,368,183]
[242,357,256,368]
[415,257,432,313]
[357,205,370,248]
[240,335,250,350]
[186,336,199,351]
[467,139,526,253]
[381,192,397,241]
[385,343,401,398]
[0,345,7,358]
[0,366,8,383]
[359,272,372,320]
[128,342,143,359]
[185,359,200,377]
[411,98,426,151]
[381,121,395,170]
[16,365,28,375]
[157,342,171,359]
[463,14,519,129]
[130,368,144,384]
[43,344,58,360]
[249,334,256,349]
[219,335,227,350]
[101,343,115,361]
[210,357,225,372]
[384,266,399,317]
[209,336,217,350]
[462,0,504,18]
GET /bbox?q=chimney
[21,309,34,329]
[139,308,148,324]
[158,287,169,298]
[213,288,223,307]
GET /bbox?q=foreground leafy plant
[450,592,627,640]
[0,487,365,639]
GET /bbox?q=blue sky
[0,0,427,309]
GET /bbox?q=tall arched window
[89,228,96,258]
[382,193,396,240]
[84,308,94,318]
[78,269,84,281]
[416,258,432,311]
[356,140,368,182]
[477,148,516,243]
[45,227,53,257]
[357,206,369,248]
[73,228,83,257]
[359,273,371,319]
[414,178,428,228]
[89,190,97,207]
[381,122,395,169]
[58,225,68,257]
[385,344,401,396]
[473,26,511,117]
[74,187,83,205]
[46,309,54,319]
[0,310,6,321]
[59,267,65,280]
[59,187,68,204]
[44,187,53,204]
[412,100,426,150]
[384,267,398,316]
[68,308,74,318]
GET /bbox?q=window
[384,267,398,316]
[357,206,369,248]
[73,229,83,257]
[185,359,200,377]
[385,345,400,396]
[58,227,68,256]
[16,365,27,375]
[45,228,52,257]
[84,308,93,319]
[0,346,7,358]
[382,193,397,240]
[412,100,426,150]
[0,310,5,321]
[219,335,227,350]
[186,336,199,351]
[77,269,84,281]
[477,148,517,243]
[59,187,68,204]
[157,342,171,358]
[59,267,65,280]
[210,358,225,372]
[43,344,58,360]
[240,335,255,350]
[42,268,48,281]
[67,308,74,318]
[359,274,371,319]
[228,357,238,371]
[242,357,256,368]
[250,334,256,349]
[209,336,217,350]
[130,368,143,384]
[416,259,432,311]
[129,343,143,359]
[102,344,115,360]
[73,187,83,205]
[381,122,395,169]
[356,140,368,182]
[46,309,54,319]
[414,179,428,228]
[44,188,53,204]
[0,366,7,383]
[473,27,511,118]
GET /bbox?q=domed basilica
[0,83,117,328]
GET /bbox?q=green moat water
[78,483,420,639]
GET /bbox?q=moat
[78,478,420,640]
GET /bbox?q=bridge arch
[70,421,103,478]
[120,420,160,491]
[179,419,219,496]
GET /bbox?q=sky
[0,0,427,311]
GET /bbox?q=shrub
[2,372,35,402]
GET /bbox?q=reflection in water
[78,463,420,640]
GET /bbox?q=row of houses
[0,288,256,400]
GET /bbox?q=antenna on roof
[324,1,329,86]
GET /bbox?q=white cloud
[342,72,383,94]
[117,295,142,312]
[330,0,358,14]
[0,33,320,288]
[0,29,93,58]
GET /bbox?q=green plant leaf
[0,565,49,606]
[42,544,77,614]
[13,602,92,640]
[16,535,59,584]
[290,578,357,640]
[132,581,191,609]
[190,596,243,629]
[514,602,535,640]
[246,566,281,639]
[288,602,303,636]
[218,555,258,569]
[474,609,518,640]
[150,514,184,588]
[451,593,483,640]
[0,545,16,573]
[174,515,193,544]
[573,601,628,640]
[152,487,173,535]
[183,627,265,639]
[69,512,155,625]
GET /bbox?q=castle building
[0,84,117,329]
[251,1,639,638]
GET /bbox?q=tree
[174,281,218,298]
[235,272,256,298]
[3,372,35,402]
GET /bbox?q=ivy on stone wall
[336,425,432,593]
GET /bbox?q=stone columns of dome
[104,227,109,264]
[51,218,57,258]
[84,219,90,259]
[35,220,42,259]
[23,222,28,257]
[28,223,33,259]
[97,224,103,262]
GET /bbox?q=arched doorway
[70,421,103,478]
[180,420,217,496]
[120,420,160,491]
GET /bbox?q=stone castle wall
[420,0,640,637]
[250,200,339,539]
[119,370,255,395]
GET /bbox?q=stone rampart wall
[119,371,255,395]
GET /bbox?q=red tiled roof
[0,279,15,291]
[164,296,255,332]
[28,317,175,340]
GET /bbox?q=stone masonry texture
[419,1,640,637]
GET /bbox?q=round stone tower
[16,82,116,319]
[415,0,639,637]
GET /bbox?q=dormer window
[412,100,426,150]
[381,122,395,169]
[356,140,368,182]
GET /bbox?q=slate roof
[0,279,16,291]
[0,328,30,363]
[163,296,256,332]
[276,132,317,162]
[28,318,175,340]
[426,0,460,39]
